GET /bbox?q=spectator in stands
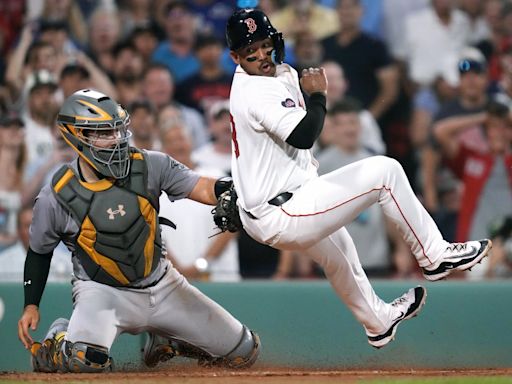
[492,42,512,109]
[321,60,386,155]
[151,1,200,84]
[0,113,25,253]
[0,205,72,282]
[37,19,80,60]
[434,100,512,279]
[271,0,339,46]
[21,124,75,210]
[402,0,471,89]
[321,0,399,124]
[192,100,232,174]
[486,216,512,278]
[189,0,235,40]
[22,70,59,167]
[158,122,240,282]
[118,0,154,40]
[112,42,144,106]
[142,64,208,149]
[58,53,117,100]
[129,24,159,66]
[127,99,159,150]
[476,0,507,83]
[33,0,88,46]
[422,48,489,216]
[5,27,58,100]
[382,0,429,61]
[317,99,414,278]
[292,31,323,74]
[458,0,491,45]
[86,7,122,77]
[175,34,232,114]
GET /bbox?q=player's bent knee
[66,341,113,373]
[223,326,260,369]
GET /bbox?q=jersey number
[230,113,240,158]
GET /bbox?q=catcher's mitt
[212,186,242,233]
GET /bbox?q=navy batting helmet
[226,8,285,64]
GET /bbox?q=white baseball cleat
[422,239,492,281]
[367,286,427,349]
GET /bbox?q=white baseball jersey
[230,64,318,218]
[228,62,452,339]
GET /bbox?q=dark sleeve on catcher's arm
[24,247,53,307]
[285,93,327,149]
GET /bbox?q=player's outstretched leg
[143,326,260,369]
[367,286,427,349]
[422,239,492,281]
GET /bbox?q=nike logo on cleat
[392,311,405,322]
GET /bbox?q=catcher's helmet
[57,89,132,179]
[226,8,285,64]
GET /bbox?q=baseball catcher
[17,89,260,372]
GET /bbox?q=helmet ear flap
[271,32,285,64]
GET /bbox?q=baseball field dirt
[1,367,512,383]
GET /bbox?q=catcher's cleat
[31,318,69,372]
[422,239,492,281]
[30,331,67,372]
[367,286,427,349]
[142,333,176,368]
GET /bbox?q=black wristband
[24,247,52,307]
[214,177,233,199]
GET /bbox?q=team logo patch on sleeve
[281,98,296,108]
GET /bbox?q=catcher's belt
[51,150,164,286]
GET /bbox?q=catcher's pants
[240,156,449,335]
[65,260,243,355]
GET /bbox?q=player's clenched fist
[300,67,328,96]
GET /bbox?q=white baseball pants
[241,156,449,334]
[65,260,243,355]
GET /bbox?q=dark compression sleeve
[24,247,53,307]
[285,92,327,149]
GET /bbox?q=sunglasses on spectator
[458,59,486,74]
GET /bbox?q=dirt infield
[2,368,512,383]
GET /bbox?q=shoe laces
[446,243,467,253]
[391,295,409,307]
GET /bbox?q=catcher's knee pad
[65,341,113,373]
[222,326,260,369]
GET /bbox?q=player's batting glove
[212,186,242,233]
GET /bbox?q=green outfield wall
[0,280,511,372]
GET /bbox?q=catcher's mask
[226,8,285,64]
[57,89,132,179]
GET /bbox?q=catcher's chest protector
[51,151,163,286]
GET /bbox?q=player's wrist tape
[24,247,53,307]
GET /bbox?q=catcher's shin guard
[220,326,260,369]
[31,326,113,372]
[198,326,260,369]
[65,341,113,373]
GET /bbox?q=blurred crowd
[0,0,510,283]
